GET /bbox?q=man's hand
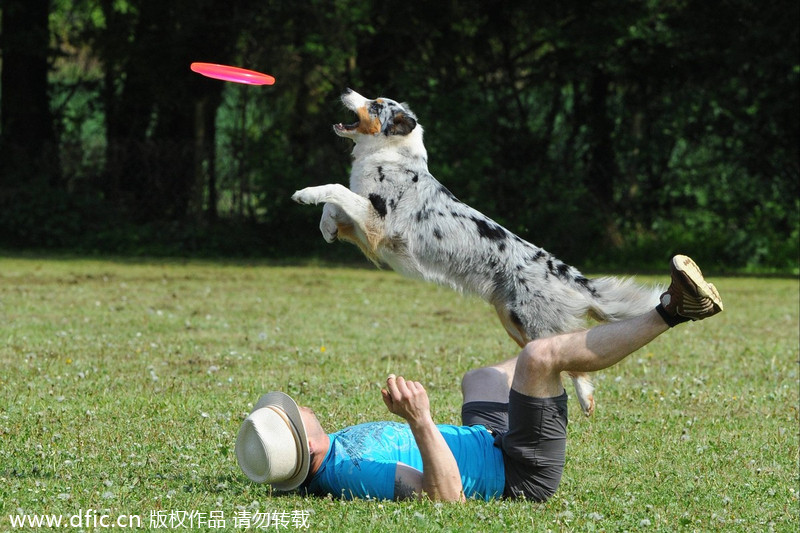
[382,374,432,427]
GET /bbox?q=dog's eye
[369,102,383,115]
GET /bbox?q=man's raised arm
[382,375,466,502]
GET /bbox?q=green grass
[0,256,797,532]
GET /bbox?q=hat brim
[250,391,310,491]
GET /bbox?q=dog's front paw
[320,204,340,243]
[292,187,324,205]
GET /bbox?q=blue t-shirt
[305,421,505,501]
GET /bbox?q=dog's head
[333,89,418,140]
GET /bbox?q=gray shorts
[461,389,568,502]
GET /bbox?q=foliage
[0,0,798,271]
[0,257,797,531]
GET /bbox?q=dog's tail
[586,276,663,322]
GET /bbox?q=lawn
[0,256,797,532]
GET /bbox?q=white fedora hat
[235,391,310,491]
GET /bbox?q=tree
[0,0,795,267]
[94,0,245,222]
[0,0,59,186]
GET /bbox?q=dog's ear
[384,112,417,136]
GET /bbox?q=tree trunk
[0,0,59,186]
[98,0,234,223]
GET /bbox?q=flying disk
[190,62,275,85]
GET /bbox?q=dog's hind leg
[494,304,530,348]
[569,373,594,416]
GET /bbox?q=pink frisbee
[190,62,275,85]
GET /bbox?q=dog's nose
[341,89,367,110]
[343,88,353,95]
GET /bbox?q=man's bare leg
[512,310,669,398]
[513,255,723,399]
[462,311,668,402]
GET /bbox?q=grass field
[0,256,797,532]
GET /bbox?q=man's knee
[460,368,478,389]
[519,338,558,374]
[513,339,564,398]
[461,366,511,404]
[461,367,490,391]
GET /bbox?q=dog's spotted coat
[293,89,661,415]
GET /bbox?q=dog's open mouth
[333,107,361,134]
[333,106,380,136]
[334,121,359,132]
[334,105,362,132]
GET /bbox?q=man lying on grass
[235,255,723,502]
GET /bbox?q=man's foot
[658,255,723,325]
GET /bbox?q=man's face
[299,405,328,480]
[299,406,324,436]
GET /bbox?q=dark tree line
[1,0,798,271]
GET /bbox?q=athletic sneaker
[659,255,723,322]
